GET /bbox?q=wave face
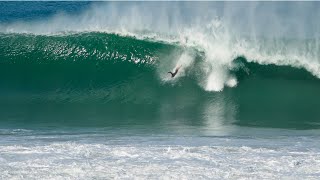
[1,2,320,130]
[1,32,320,130]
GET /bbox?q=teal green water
[1,33,320,130]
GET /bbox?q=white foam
[1,135,320,179]
[204,68,227,92]
[226,76,237,88]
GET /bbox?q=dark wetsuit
[168,67,180,78]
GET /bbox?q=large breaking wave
[1,2,319,92]
[1,32,320,130]
[1,2,320,129]
[0,32,319,92]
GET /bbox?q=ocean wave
[0,32,319,92]
[1,2,320,129]
[1,2,319,92]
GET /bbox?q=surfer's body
[168,66,181,78]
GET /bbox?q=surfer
[168,66,181,78]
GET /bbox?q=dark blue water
[0,2,92,23]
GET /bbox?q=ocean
[0,1,320,179]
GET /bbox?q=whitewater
[0,2,320,179]
[1,129,320,179]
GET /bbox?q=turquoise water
[1,33,320,130]
[0,2,320,179]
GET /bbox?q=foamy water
[1,129,319,179]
